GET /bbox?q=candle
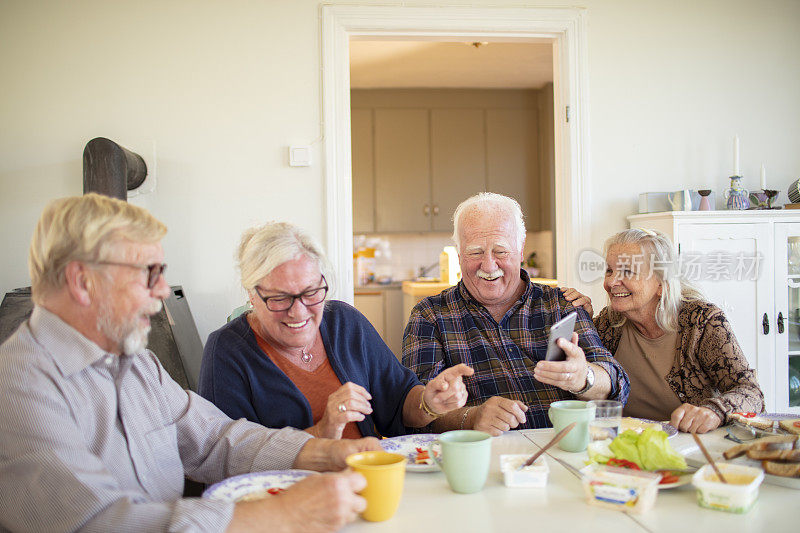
[733,135,740,176]
[760,164,766,190]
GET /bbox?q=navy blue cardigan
[198,300,420,438]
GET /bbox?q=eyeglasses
[255,276,328,312]
[91,261,167,289]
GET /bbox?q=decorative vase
[724,176,750,210]
[764,189,779,209]
[697,189,712,211]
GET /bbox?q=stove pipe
[83,137,147,200]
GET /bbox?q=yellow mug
[345,451,407,522]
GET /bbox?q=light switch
[288,145,311,167]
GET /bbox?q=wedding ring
[338,403,347,413]
[565,372,571,381]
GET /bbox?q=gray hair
[451,192,526,252]
[238,221,334,294]
[29,193,166,304]
[604,228,704,332]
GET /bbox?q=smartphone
[544,311,577,361]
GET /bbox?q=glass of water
[587,400,623,442]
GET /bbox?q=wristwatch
[570,365,595,395]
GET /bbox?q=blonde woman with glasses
[198,221,473,439]
[564,229,764,434]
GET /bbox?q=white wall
[2,0,799,342]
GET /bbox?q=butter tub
[691,463,764,514]
[500,454,549,487]
[580,464,660,514]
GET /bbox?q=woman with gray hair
[564,229,763,433]
[198,221,473,439]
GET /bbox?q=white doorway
[321,5,591,302]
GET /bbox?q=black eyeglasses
[92,261,167,289]
[256,275,328,312]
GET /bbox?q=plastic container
[580,464,660,514]
[691,463,764,514]
[500,454,549,487]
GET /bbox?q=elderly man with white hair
[403,192,630,435]
[0,193,381,532]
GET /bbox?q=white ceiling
[349,41,554,89]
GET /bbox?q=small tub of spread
[691,463,764,513]
[580,464,660,514]
[500,454,549,487]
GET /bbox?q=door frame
[321,4,591,302]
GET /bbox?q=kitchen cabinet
[629,211,800,413]
[352,89,547,234]
[351,109,374,233]
[354,285,404,360]
[374,109,431,232]
[430,109,486,232]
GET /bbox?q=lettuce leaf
[605,428,687,471]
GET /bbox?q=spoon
[518,422,577,470]
[692,432,727,483]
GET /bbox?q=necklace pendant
[301,349,313,363]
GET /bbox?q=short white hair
[451,192,526,251]
[29,193,166,304]
[604,228,704,332]
[238,221,334,294]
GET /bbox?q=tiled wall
[356,230,554,282]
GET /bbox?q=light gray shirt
[0,306,313,532]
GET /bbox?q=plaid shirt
[402,270,630,429]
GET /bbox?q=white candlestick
[733,135,740,176]
[760,164,766,190]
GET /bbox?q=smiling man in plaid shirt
[402,193,629,435]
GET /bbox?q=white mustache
[477,269,503,280]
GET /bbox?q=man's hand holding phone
[534,312,590,393]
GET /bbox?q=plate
[203,470,316,502]
[731,412,800,436]
[621,417,678,438]
[381,433,439,472]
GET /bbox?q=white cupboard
[629,211,800,414]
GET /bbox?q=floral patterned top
[593,299,764,422]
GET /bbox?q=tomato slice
[793,421,800,428]
[607,458,641,470]
[658,472,680,485]
[733,412,757,418]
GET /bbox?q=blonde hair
[238,221,333,293]
[451,192,526,252]
[28,193,167,304]
[604,228,704,332]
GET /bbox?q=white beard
[98,299,163,356]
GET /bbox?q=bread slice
[730,412,776,431]
[723,435,799,460]
[779,419,800,435]
[746,449,800,461]
[762,460,800,478]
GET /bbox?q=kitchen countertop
[354,282,403,292]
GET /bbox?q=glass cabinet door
[776,227,800,412]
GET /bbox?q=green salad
[587,428,687,471]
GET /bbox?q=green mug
[548,400,596,452]
[429,430,492,494]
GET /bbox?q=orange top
[251,329,363,439]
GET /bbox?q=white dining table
[344,428,798,532]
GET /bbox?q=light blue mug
[428,430,492,494]
[548,400,596,452]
